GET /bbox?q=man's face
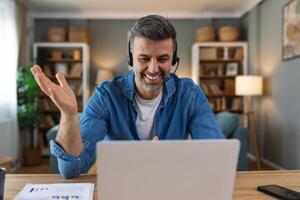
[132,37,173,96]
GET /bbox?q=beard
[133,67,169,94]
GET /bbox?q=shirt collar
[122,71,176,102]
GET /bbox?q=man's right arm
[31,65,101,178]
[55,114,82,158]
[51,86,109,178]
[51,113,84,179]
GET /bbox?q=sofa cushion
[216,112,239,138]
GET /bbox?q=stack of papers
[13,183,94,200]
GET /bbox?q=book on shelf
[43,64,53,77]
[200,83,209,94]
[234,48,244,60]
[69,63,82,77]
[75,84,82,96]
[200,81,223,95]
[210,97,227,111]
[224,79,235,95]
[217,64,224,76]
[231,98,243,111]
[207,83,223,95]
[201,63,223,76]
[221,97,227,110]
[228,48,236,59]
[216,98,221,110]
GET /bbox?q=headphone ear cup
[127,53,133,66]
[172,54,177,66]
[128,41,133,67]
[172,41,178,66]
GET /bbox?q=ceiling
[24,0,264,19]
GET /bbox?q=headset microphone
[164,57,180,82]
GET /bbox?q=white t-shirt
[134,89,163,140]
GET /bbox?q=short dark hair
[129,15,177,51]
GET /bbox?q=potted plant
[17,64,41,166]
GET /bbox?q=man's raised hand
[31,64,78,117]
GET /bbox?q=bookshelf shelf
[214,109,244,113]
[206,94,243,97]
[49,77,82,80]
[39,94,82,99]
[200,75,236,79]
[46,59,83,63]
[192,42,248,113]
[200,59,242,63]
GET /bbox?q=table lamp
[235,75,263,170]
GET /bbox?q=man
[31,15,224,179]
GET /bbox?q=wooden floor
[11,157,274,174]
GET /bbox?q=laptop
[97,139,240,200]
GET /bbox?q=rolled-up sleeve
[50,139,95,179]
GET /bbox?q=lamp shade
[235,75,263,96]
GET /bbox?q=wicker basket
[218,26,239,42]
[47,27,66,42]
[195,27,215,42]
[68,26,89,42]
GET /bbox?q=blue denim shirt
[50,72,224,178]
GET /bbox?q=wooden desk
[4,170,300,199]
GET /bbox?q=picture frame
[282,0,300,60]
[226,62,238,76]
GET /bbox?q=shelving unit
[192,42,248,113]
[33,42,90,148]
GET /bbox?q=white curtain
[0,0,19,161]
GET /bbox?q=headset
[127,40,180,73]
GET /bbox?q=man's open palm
[31,65,78,116]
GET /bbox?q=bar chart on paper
[13,183,94,200]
